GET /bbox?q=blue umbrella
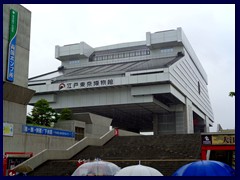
[172,160,235,176]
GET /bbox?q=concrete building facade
[3,4,35,153]
[28,28,214,135]
[3,5,78,156]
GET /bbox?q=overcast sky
[22,4,235,132]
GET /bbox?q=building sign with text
[212,135,235,145]
[58,78,114,90]
[22,125,75,138]
[202,134,235,145]
[6,9,18,82]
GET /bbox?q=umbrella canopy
[115,164,163,176]
[71,160,121,176]
[172,160,235,176]
[13,164,33,173]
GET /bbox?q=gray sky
[22,4,235,132]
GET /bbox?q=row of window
[92,49,150,61]
[160,48,174,53]
[68,48,172,65]
[69,60,80,65]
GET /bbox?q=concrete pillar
[185,98,194,133]
[204,116,210,132]
[175,111,186,134]
[153,113,176,135]
[153,114,158,135]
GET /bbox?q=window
[160,48,173,53]
[198,81,201,94]
[136,51,141,56]
[114,54,118,59]
[125,52,129,57]
[130,52,135,57]
[92,48,150,62]
[69,60,80,65]
[108,55,112,59]
[118,53,123,58]
[141,50,146,55]
[102,55,107,60]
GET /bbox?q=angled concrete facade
[29,28,214,134]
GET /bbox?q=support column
[174,104,187,134]
[153,113,176,135]
[185,98,194,133]
[204,116,210,132]
[153,114,158,135]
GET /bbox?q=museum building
[28,27,214,135]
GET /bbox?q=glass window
[198,81,201,94]
[141,50,146,55]
[161,48,173,53]
[102,55,107,60]
[136,51,141,56]
[108,55,112,59]
[130,52,135,57]
[114,54,118,59]
[119,53,123,58]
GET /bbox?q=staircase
[28,134,201,176]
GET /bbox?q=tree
[26,113,33,124]
[28,99,60,126]
[229,91,235,97]
[59,108,72,120]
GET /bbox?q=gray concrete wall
[118,129,141,136]
[4,131,76,155]
[12,130,115,172]
[85,124,110,138]
[169,49,214,124]
[54,114,112,139]
[54,120,85,132]
[48,86,153,109]
[3,4,35,155]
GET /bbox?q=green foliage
[229,91,235,97]
[60,108,72,120]
[26,114,33,124]
[28,99,60,127]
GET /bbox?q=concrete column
[153,114,158,135]
[185,98,194,133]
[146,32,151,48]
[153,113,176,135]
[175,111,186,134]
[204,116,210,132]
